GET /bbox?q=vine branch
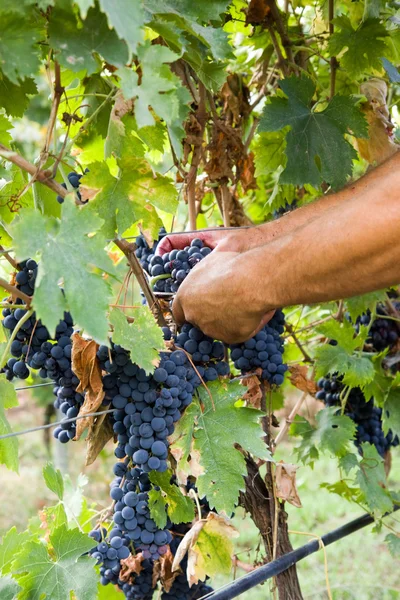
[113,238,167,328]
[0,277,32,305]
[0,246,20,271]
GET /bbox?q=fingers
[156,234,190,256]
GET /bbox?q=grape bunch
[135,228,167,273]
[144,238,212,294]
[56,170,88,204]
[174,322,230,381]
[228,310,288,385]
[316,374,399,457]
[272,199,297,220]
[97,341,202,473]
[1,259,84,443]
[350,302,400,353]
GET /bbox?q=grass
[1,392,399,599]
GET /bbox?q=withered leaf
[71,333,105,440]
[242,374,262,409]
[85,417,115,466]
[246,0,270,24]
[152,547,180,593]
[275,461,302,508]
[289,364,317,395]
[119,552,144,582]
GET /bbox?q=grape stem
[0,246,20,271]
[149,274,172,289]
[0,308,34,369]
[0,278,32,305]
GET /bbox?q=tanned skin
[156,152,400,343]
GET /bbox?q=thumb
[250,310,276,338]
[172,294,185,326]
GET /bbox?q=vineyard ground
[2,391,399,600]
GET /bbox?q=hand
[156,226,266,256]
[171,250,274,344]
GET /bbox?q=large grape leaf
[355,443,393,514]
[0,576,20,600]
[82,157,177,239]
[99,0,144,57]
[11,201,114,345]
[13,526,98,600]
[291,408,356,465]
[0,77,37,118]
[328,17,388,77]
[258,76,368,189]
[314,338,375,388]
[0,12,42,83]
[0,528,30,574]
[345,290,386,321]
[149,470,195,523]
[109,307,164,374]
[0,377,19,472]
[148,489,167,529]
[170,380,270,514]
[48,5,129,74]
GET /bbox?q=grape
[56,170,88,205]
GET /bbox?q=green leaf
[11,201,114,345]
[314,343,375,388]
[258,76,368,189]
[13,525,98,600]
[0,76,37,118]
[339,452,359,475]
[168,402,198,482]
[193,515,238,579]
[291,408,356,464]
[0,376,19,472]
[48,5,129,74]
[317,319,359,353]
[0,13,42,83]
[0,115,12,147]
[382,388,400,437]
[109,307,164,374]
[0,528,30,574]
[171,380,270,514]
[254,131,286,175]
[82,158,177,239]
[385,533,400,557]
[148,489,167,529]
[43,463,64,500]
[99,0,145,57]
[381,58,400,83]
[355,443,393,514]
[346,290,386,321]
[149,470,195,524]
[328,17,388,77]
[144,0,230,23]
[41,503,68,532]
[0,575,20,600]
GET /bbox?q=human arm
[157,153,399,256]
[172,152,400,343]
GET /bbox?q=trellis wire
[199,506,400,600]
[0,408,115,440]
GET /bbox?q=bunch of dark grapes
[56,170,88,204]
[316,374,399,457]
[135,228,167,273]
[1,259,83,443]
[228,310,288,385]
[146,238,212,294]
[272,199,297,220]
[97,340,203,474]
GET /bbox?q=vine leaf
[382,387,400,438]
[0,528,30,574]
[385,533,400,557]
[0,575,21,600]
[148,489,168,529]
[43,463,64,501]
[48,5,129,74]
[356,443,393,514]
[11,200,114,345]
[149,470,195,524]
[291,408,356,466]
[109,307,164,375]
[0,115,12,147]
[168,402,200,484]
[275,462,302,507]
[258,76,368,189]
[254,131,286,175]
[99,0,144,57]
[0,376,19,472]
[0,13,42,83]
[345,290,386,321]
[82,155,177,239]
[328,17,388,77]
[12,525,98,600]
[172,513,238,587]
[170,380,270,514]
[0,76,38,118]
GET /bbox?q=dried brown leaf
[85,416,115,466]
[242,374,262,409]
[238,152,257,192]
[275,461,302,508]
[289,364,317,395]
[172,520,205,573]
[246,0,270,24]
[119,552,144,582]
[154,547,180,593]
[71,333,105,440]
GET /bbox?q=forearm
[254,151,400,245]
[246,160,400,311]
